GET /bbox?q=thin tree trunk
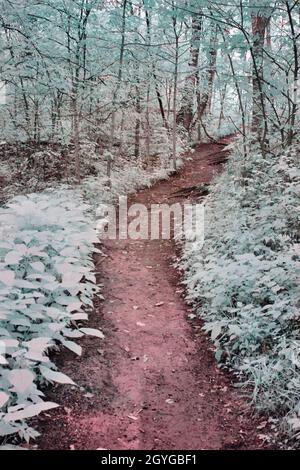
[134,79,141,160]
[286,1,299,145]
[220,28,247,157]
[108,0,127,182]
[71,89,80,182]
[177,8,202,132]
[33,100,39,143]
[145,81,151,160]
[166,79,172,120]
[251,11,271,154]
[197,24,218,120]
[144,6,169,130]
[172,18,179,170]
[118,109,125,158]
[218,84,227,130]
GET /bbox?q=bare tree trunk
[166,79,172,121]
[218,84,227,130]
[144,6,169,130]
[152,62,169,130]
[266,20,272,48]
[172,15,180,170]
[286,1,299,145]
[134,79,141,160]
[118,109,125,158]
[108,0,127,182]
[251,11,271,154]
[33,99,40,143]
[145,81,151,160]
[71,88,81,182]
[220,27,247,157]
[197,24,218,120]
[177,7,202,132]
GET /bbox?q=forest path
[37,142,267,450]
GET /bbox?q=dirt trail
[37,143,267,450]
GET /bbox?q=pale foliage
[0,189,102,442]
[181,138,300,437]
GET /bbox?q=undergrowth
[181,137,300,444]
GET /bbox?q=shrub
[181,139,300,437]
[0,189,103,444]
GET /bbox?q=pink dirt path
[37,143,267,450]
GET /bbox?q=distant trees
[0,0,298,176]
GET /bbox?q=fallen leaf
[257,421,267,430]
[127,414,139,421]
[188,313,196,319]
[258,434,269,441]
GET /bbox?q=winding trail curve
[37,142,267,450]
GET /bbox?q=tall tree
[250,7,271,153]
[176,3,202,132]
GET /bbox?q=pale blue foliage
[0,189,102,442]
[182,138,299,435]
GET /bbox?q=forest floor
[36,142,271,450]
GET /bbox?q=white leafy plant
[0,189,103,444]
[181,137,300,437]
